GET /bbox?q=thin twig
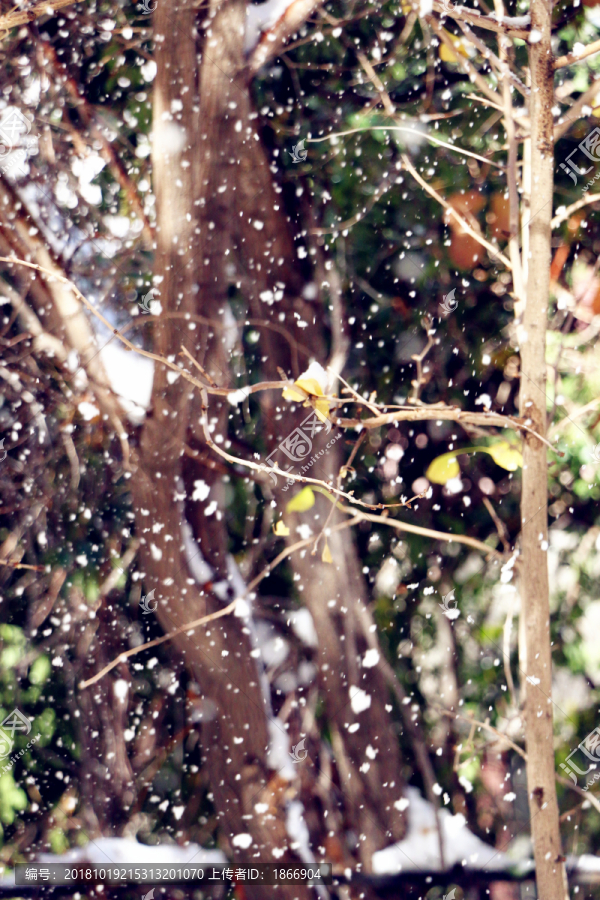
[198,387,420,512]
[339,504,505,560]
[551,193,600,229]
[427,17,503,108]
[439,707,527,759]
[482,496,510,553]
[0,0,76,34]
[400,154,512,269]
[0,560,45,571]
[554,38,600,70]
[454,16,529,98]
[554,79,600,142]
[78,602,238,690]
[98,539,141,599]
[431,2,530,38]
[329,368,380,416]
[342,403,561,452]
[179,345,220,388]
[410,326,435,404]
[308,127,505,169]
[79,518,361,690]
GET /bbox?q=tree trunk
[520,2,568,896]
[131,4,312,893]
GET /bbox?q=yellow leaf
[439,32,475,63]
[282,377,330,422]
[295,377,324,397]
[426,452,460,484]
[314,397,330,423]
[322,542,333,564]
[273,520,290,536]
[286,486,315,513]
[425,441,523,485]
[485,441,523,472]
[282,384,309,402]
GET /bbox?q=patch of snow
[181,519,214,585]
[372,786,509,873]
[254,620,289,667]
[154,121,187,159]
[100,341,154,424]
[287,608,318,647]
[39,837,226,865]
[266,718,296,780]
[245,0,296,53]
[227,388,251,406]
[286,801,329,900]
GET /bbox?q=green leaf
[29,655,51,686]
[286,487,315,513]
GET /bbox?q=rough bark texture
[131,4,311,894]
[135,0,408,872]
[521,2,568,896]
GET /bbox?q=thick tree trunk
[520,2,568,896]
[131,5,311,893]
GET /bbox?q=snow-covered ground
[38,837,225,865]
[372,786,508,873]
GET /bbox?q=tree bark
[520,2,568,896]
[131,5,312,893]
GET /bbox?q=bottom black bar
[15,863,332,886]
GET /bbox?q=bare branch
[554,79,600,141]
[400,153,513,269]
[427,17,503,107]
[552,193,600,229]
[339,504,505,560]
[79,518,361,690]
[0,0,77,36]
[431,2,530,39]
[453,16,529,98]
[79,601,239,690]
[554,39,600,70]
[309,126,505,169]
